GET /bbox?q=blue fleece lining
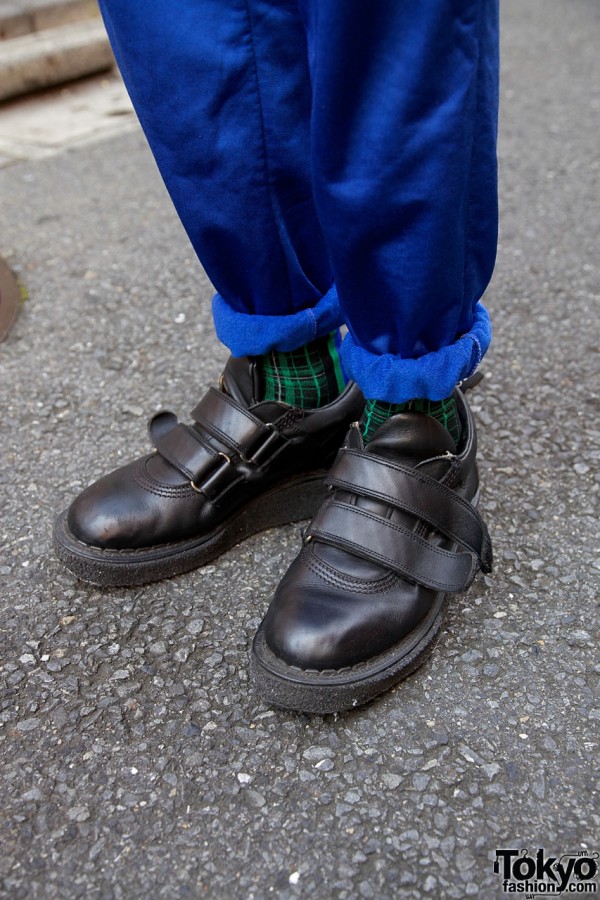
[340,302,492,402]
[212,285,344,356]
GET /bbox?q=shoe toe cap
[263,556,428,671]
[66,464,158,550]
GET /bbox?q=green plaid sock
[255,332,346,409]
[360,396,462,445]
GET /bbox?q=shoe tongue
[366,411,457,465]
[221,356,257,406]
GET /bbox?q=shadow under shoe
[53,356,364,586]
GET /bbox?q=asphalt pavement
[0,0,598,897]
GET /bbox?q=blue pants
[99,0,499,402]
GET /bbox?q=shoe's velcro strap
[307,500,478,593]
[326,448,492,573]
[149,411,222,483]
[191,387,270,459]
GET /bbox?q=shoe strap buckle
[241,423,282,467]
[189,451,232,496]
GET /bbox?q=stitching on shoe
[320,502,467,563]
[132,459,197,498]
[304,546,398,594]
[312,511,472,592]
[331,454,471,526]
[258,613,441,677]
[72,537,202,554]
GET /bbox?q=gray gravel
[1,0,599,897]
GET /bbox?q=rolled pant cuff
[212,287,344,357]
[341,303,492,403]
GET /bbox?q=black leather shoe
[250,386,492,714]
[54,356,364,586]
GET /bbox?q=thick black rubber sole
[53,472,328,588]
[250,593,448,715]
